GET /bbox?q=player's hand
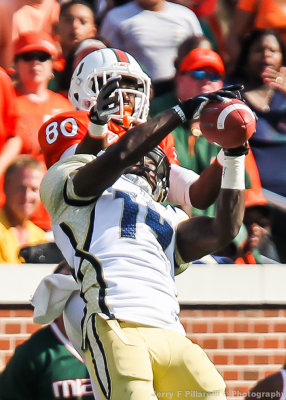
[178,85,244,121]
[213,84,244,101]
[89,75,121,125]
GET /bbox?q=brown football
[199,99,256,148]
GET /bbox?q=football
[199,98,256,148]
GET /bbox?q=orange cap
[179,48,225,75]
[13,31,57,58]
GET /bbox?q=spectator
[12,0,60,41]
[99,0,203,96]
[150,34,213,116]
[13,30,74,162]
[228,29,286,197]
[0,0,60,70]
[0,1,18,70]
[215,189,280,265]
[224,0,286,75]
[243,198,280,264]
[227,29,286,262]
[0,156,48,264]
[57,0,97,59]
[0,67,22,205]
[151,35,214,115]
[0,260,95,400]
[174,34,212,72]
[12,30,74,230]
[55,0,98,95]
[189,0,223,53]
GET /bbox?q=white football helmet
[68,48,151,126]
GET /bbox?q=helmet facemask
[69,49,151,127]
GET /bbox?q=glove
[223,142,250,157]
[212,84,244,100]
[89,75,121,125]
[176,84,244,121]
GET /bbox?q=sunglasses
[18,52,52,62]
[189,70,221,82]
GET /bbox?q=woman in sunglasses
[11,30,74,232]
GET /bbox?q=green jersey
[0,323,94,400]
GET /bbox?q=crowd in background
[0,4,286,266]
[0,0,284,265]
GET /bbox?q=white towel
[31,274,79,324]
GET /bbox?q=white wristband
[88,122,108,138]
[221,154,245,190]
[172,105,187,123]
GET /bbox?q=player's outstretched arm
[168,85,244,209]
[188,160,222,209]
[176,146,246,262]
[72,89,241,198]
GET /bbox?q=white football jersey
[41,154,188,341]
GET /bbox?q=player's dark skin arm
[73,77,241,207]
[176,188,245,262]
[188,160,222,209]
[76,131,223,209]
[73,108,183,197]
[76,134,107,156]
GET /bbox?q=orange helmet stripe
[111,48,129,63]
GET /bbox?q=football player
[38,47,236,209]
[38,79,246,400]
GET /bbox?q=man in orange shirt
[0,67,22,205]
[0,0,60,70]
[13,31,74,230]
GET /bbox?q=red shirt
[0,67,17,146]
